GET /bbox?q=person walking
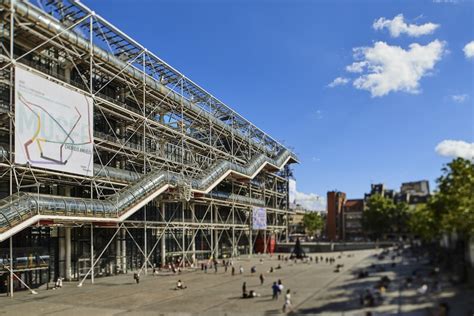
[283,289,292,313]
[272,282,279,300]
[277,279,284,294]
[242,282,247,298]
[259,273,264,285]
[232,266,235,276]
[133,272,140,284]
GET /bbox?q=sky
[82,0,473,210]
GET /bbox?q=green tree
[407,203,437,240]
[426,158,474,237]
[302,212,324,236]
[362,194,395,239]
[392,202,410,234]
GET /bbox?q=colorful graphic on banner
[252,207,267,230]
[15,66,93,176]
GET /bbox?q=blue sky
[83,0,473,210]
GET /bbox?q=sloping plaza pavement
[0,248,472,315]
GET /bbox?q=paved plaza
[0,248,472,315]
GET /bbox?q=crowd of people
[353,244,458,316]
[121,250,355,314]
[128,245,460,314]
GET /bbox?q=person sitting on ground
[250,290,260,297]
[269,267,274,273]
[417,283,428,295]
[243,290,259,299]
[133,272,140,284]
[175,279,187,290]
[276,264,282,270]
[251,266,257,273]
[380,276,391,288]
[364,289,375,307]
[54,276,63,289]
[239,266,244,274]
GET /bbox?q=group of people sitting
[241,281,260,298]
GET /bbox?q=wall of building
[326,191,346,241]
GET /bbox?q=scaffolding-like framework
[0,0,297,296]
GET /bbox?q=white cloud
[435,140,474,160]
[373,14,440,37]
[463,41,474,59]
[451,94,469,103]
[328,77,350,88]
[346,61,368,73]
[289,179,326,211]
[351,40,446,97]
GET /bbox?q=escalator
[0,149,296,242]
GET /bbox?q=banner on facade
[15,66,93,176]
[252,207,267,230]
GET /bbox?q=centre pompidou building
[0,0,297,293]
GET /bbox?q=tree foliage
[362,194,394,238]
[424,158,474,238]
[302,212,324,236]
[407,204,437,240]
[362,158,474,241]
[362,194,410,239]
